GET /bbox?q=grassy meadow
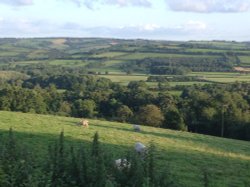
[189,72,250,83]
[98,72,250,87]
[0,111,249,187]
[99,74,148,85]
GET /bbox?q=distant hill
[0,111,249,187]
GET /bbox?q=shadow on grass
[0,128,131,162]
[0,129,249,187]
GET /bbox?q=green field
[47,59,87,66]
[99,72,250,87]
[189,72,250,83]
[103,60,125,66]
[92,52,128,58]
[99,74,148,84]
[118,52,218,60]
[239,56,250,66]
[0,111,249,187]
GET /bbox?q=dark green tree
[163,108,187,131]
[49,131,67,187]
[90,132,107,187]
[135,104,164,127]
[116,105,133,122]
[73,99,97,118]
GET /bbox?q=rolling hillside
[0,111,249,187]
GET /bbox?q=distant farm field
[239,56,250,66]
[47,59,87,66]
[118,52,219,60]
[92,52,128,58]
[99,74,148,84]
[189,72,250,83]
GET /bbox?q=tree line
[120,56,235,75]
[0,74,250,140]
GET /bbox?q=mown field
[98,72,250,87]
[0,111,249,187]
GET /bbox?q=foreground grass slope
[0,111,249,187]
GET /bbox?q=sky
[0,0,250,41]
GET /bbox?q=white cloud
[105,0,151,7]
[0,18,57,37]
[165,0,250,13]
[74,24,194,39]
[1,19,247,41]
[0,0,33,6]
[182,20,207,31]
[139,24,161,31]
[64,0,151,8]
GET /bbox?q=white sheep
[114,158,131,170]
[133,124,141,132]
[135,142,147,154]
[77,119,89,128]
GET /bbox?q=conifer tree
[67,146,78,186]
[148,143,156,185]
[91,132,107,187]
[94,155,106,187]
[105,179,115,187]
[1,128,34,187]
[0,166,7,187]
[128,153,145,187]
[2,128,18,187]
[91,132,100,157]
[50,131,67,187]
[77,145,87,186]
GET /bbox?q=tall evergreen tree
[50,131,67,187]
[77,145,88,186]
[91,132,100,157]
[91,132,107,187]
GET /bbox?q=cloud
[0,18,57,37]
[104,0,151,7]
[0,17,248,41]
[0,0,33,6]
[140,24,161,31]
[165,0,250,13]
[68,22,208,39]
[182,20,207,31]
[64,0,151,8]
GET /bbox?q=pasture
[99,72,250,87]
[99,74,148,85]
[189,72,250,83]
[0,111,249,187]
[117,52,218,60]
[239,56,250,66]
[91,52,128,58]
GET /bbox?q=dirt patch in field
[52,38,66,46]
[234,67,250,72]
